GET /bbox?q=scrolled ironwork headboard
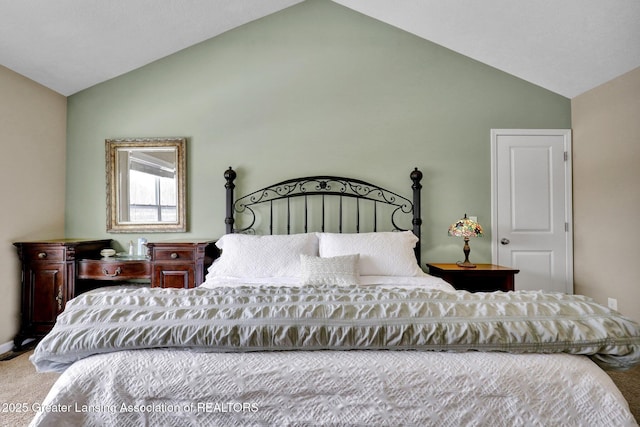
[224,167,423,262]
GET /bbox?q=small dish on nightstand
[100,248,116,258]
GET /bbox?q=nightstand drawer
[78,259,151,280]
[24,247,65,262]
[151,248,196,261]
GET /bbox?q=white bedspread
[30,350,637,427]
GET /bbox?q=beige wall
[0,65,67,348]
[572,67,640,323]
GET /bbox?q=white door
[491,129,573,293]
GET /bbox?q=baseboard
[0,339,36,361]
[0,338,34,356]
[0,340,13,355]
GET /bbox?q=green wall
[65,0,570,264]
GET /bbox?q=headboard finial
[224,167,236,185]
[410,167,423,189]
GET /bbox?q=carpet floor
[1,350,638,426]
[0,350,59,427]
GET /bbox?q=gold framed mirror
[106,137,186,233]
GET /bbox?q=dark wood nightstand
[426,263,520,292]
[147,240,217,289]
[13,238,112,349]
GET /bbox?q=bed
[29,167,640,426]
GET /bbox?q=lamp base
[457,237,476,268]
[456,260,477,268]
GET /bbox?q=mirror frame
[106,137,187,233]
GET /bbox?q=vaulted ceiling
[1,0,638,98]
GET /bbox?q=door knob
[500,238,510,245]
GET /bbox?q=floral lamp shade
[448,214,483,268]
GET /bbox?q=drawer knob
[102,267,122,277]
[170,252,179,259]
[37,252,47,259]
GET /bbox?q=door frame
[490,129,573,292]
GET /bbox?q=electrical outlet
[469,216,478,223]
[607,298,618,311]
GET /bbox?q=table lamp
[448,214,483,268]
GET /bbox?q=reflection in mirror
[119,149,177,222]
[106,138,186,233]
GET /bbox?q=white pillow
[300,254,360,286]
[317,231,422,277]
[208,233,318,278]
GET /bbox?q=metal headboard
[224,167,423,262]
